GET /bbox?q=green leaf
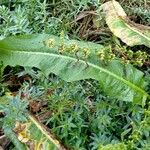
[102,0,150,48]
[0,34,149,105]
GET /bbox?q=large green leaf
[102,0,150,48]
[0,34,149,105]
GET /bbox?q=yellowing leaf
[14,115,67,150]
[102,0,150,47]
